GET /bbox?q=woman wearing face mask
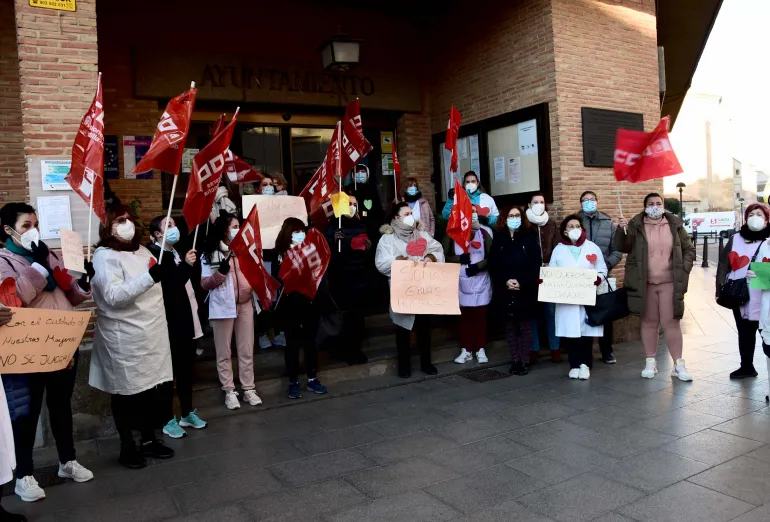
[717,204,770,379]
[376,202,445,377]
[350,164,384,239]
[443,207,493,365]
[147,216,207,438]
[402,177,435,237]
[90,205,176,469]
[274,218,330,399]
[549,215,607,380]
[441,171,500,230]
[524,192,562,363]
[489,207,542,374]
[200,212,262,410]
[0,203,95,500]
[617,194,695,381]
[259,176,275,196]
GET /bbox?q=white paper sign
[469,135,479,159]
[457,138,469,161]
[538,267,598,306]
[36,196,72,240]
[241,195,308,249]
[59,228,85,273]
[182,148,199,174]
[508,157,522,184]
[518,119,538,156]
[494,157,505,182]
[40,160,71,191]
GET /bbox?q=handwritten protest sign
[0,307,90,374]
[390,260,461,315]
[538,266,598,306]
[242,195,308,249]
[60,228,85,273]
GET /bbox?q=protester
[200,212,262,410]
[258,175,275,195]
[273,173,289,195]
[402,177,435,237]
[442,171,499,230]
[209,183,237,223]
[350,164,384,238]
[549,215,607,380]
[617,193,695,381]
[716,204,770,378]
[89,204,175,469]
[147,216,207,438]
[0,306,25,520]
[490,206,542,374]
[274,218,329,399]
[524,192,561,363]
[323,194,370,365]
[376,202,445,377]
[578,191,623,364]
[0,203,94,501]
[442,207,493,365]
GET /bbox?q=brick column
[396,112,434,207]
[0,0,26,202]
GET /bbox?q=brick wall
[396,110,434,207]
[0,0,26,203]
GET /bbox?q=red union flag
[445,106,462,173]
[446,178,472,253]
[614,117,683,183]
[183,110,239,228]
[299,123,342,229]
[341,99,372,174]
[132,86,197,175]
[212,113,265,184]
[65,72,106,223]
[278,228,331,300]
[230,204,280,310]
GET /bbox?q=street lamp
[739,197,746,224]
[318,33,362,71]
[676,182,686,219]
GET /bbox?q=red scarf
[560,228,586,247]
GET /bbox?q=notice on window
[508,157,521,184]
[469,135,479,160]
[518,119,538,156]
[457,138,469,161]
[123,136,153,179]
[381,154,394,176]
[181,148,199,174]
[494,157,505,182]
[36,196,72,240]
[41,159,71,191]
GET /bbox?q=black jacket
[488,229,542,319]
[147,243,196,342]
[324,217,372,298]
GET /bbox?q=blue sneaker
[179,410,207,430]
[288,382,302,399]
[162,418,186,439]
[603,354,617,364]
[307,378,328,394]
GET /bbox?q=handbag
[717,243,762,309]
[585,275,630,326]
[315,294,345,345]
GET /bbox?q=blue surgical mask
[507,217,521,230]
[262,186,275,195]
[406,187,418,196]
[165,227,180,246]
[582,200,597,213]
[355,172,367,183]
[291,231,306,244]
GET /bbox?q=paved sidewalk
[6,266,770,522]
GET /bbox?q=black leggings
[395,315,432,374]
[733,309,759,368]
[281,294,320,383]
[562,336,593,369]
[112,382,173,449]
[165,338,196,419]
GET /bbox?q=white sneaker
[671,359,693,381]
[454,348,472,364]
[641,357,658,379]
[15,475,45,502]
[243,389,263,406]
[578,364,590,380]
[476,348,489,364]
[225,391,241,410]
[273,332,287,347]
[258,334,272,350]
[58,460,94,483]
[568,368,580,379]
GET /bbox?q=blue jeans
[531,302,559,351]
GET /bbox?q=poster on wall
[518,119,538,156]
[36,195,72,240]
[457,138,469,161]
[104,135,119,179]
[381,154,394,176]
[181,148,199,174]
[380,131,393,154]
[508,157,521,184]
[41,159,71,191]
[493,157,505,182]
[123,136,153,179]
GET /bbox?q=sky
[665,0,770,194]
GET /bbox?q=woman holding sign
[549,215,607,380]
[376,202,445,378]
[0,202,94,501]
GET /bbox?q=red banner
[278,228,331,300]
[211,113,265,185]
[393,134,402,195]
[230,205,280,310]
[341,99,372,174]
[65,73,106,223]
[132,87,197,175]
[445,178,472,253]
[182,110,238,228]
[614,117,683,183]
[445,106,462,173]
[299,123,342,229]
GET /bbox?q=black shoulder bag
[585,274,630,326]
[716,242,763,310]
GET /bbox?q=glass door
[290,127,335,194]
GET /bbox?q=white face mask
[568,228,582,242]
[401,215,415,227]
[465,183,478,193]
[748,215,767,232]
[531,203,545,216]
[228,228,239,241]
[645,206,664,219]
[115,221,135,242]
[349,205,357,216]
[261,186,275,195]
[14,228,40,251]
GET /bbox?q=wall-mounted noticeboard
[487,119,540,197]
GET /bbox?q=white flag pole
[192,224,199,250]
[87,186,94,264]
[392,130,398,199]
[617,186,627,233]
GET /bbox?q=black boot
[0,504,26,522]
[509,361,522,375]
[119,443,147,469]
[730,366,759,379]
[520,363,529,376]
[141,439,174,459]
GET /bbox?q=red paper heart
[763,257,770,263]
[586,254,598,263]
[729,251,750,271]
[0,278,22,308]
[406,237,428,257]
[351,233,369,251]
[475,206,491,217]
[470,240,482,249]
[52,266,73,291]
[148,257,157,269]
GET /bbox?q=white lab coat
[375,225,445,330]
[756,241,770,344]
[549,240,607,338]
[89,246,173,395]
[0,375,14,485]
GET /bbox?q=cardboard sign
[538,267,598,306]
[0,307,90,374]
[60,228,85,273]
[390,260,461,315]
[242,195,308,250]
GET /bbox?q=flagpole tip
[190,81,196,88]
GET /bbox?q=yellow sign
[29,0,76,11]
[380,131,393,154]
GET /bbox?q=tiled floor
[6,265,770,521]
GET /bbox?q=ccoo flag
[445,106,462,173]
[614,117,683,183]
[230,204,280,311]
[445,178,472,254]
[213,112,265,184]
[341,99,373,174]
[278,228,331,300]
